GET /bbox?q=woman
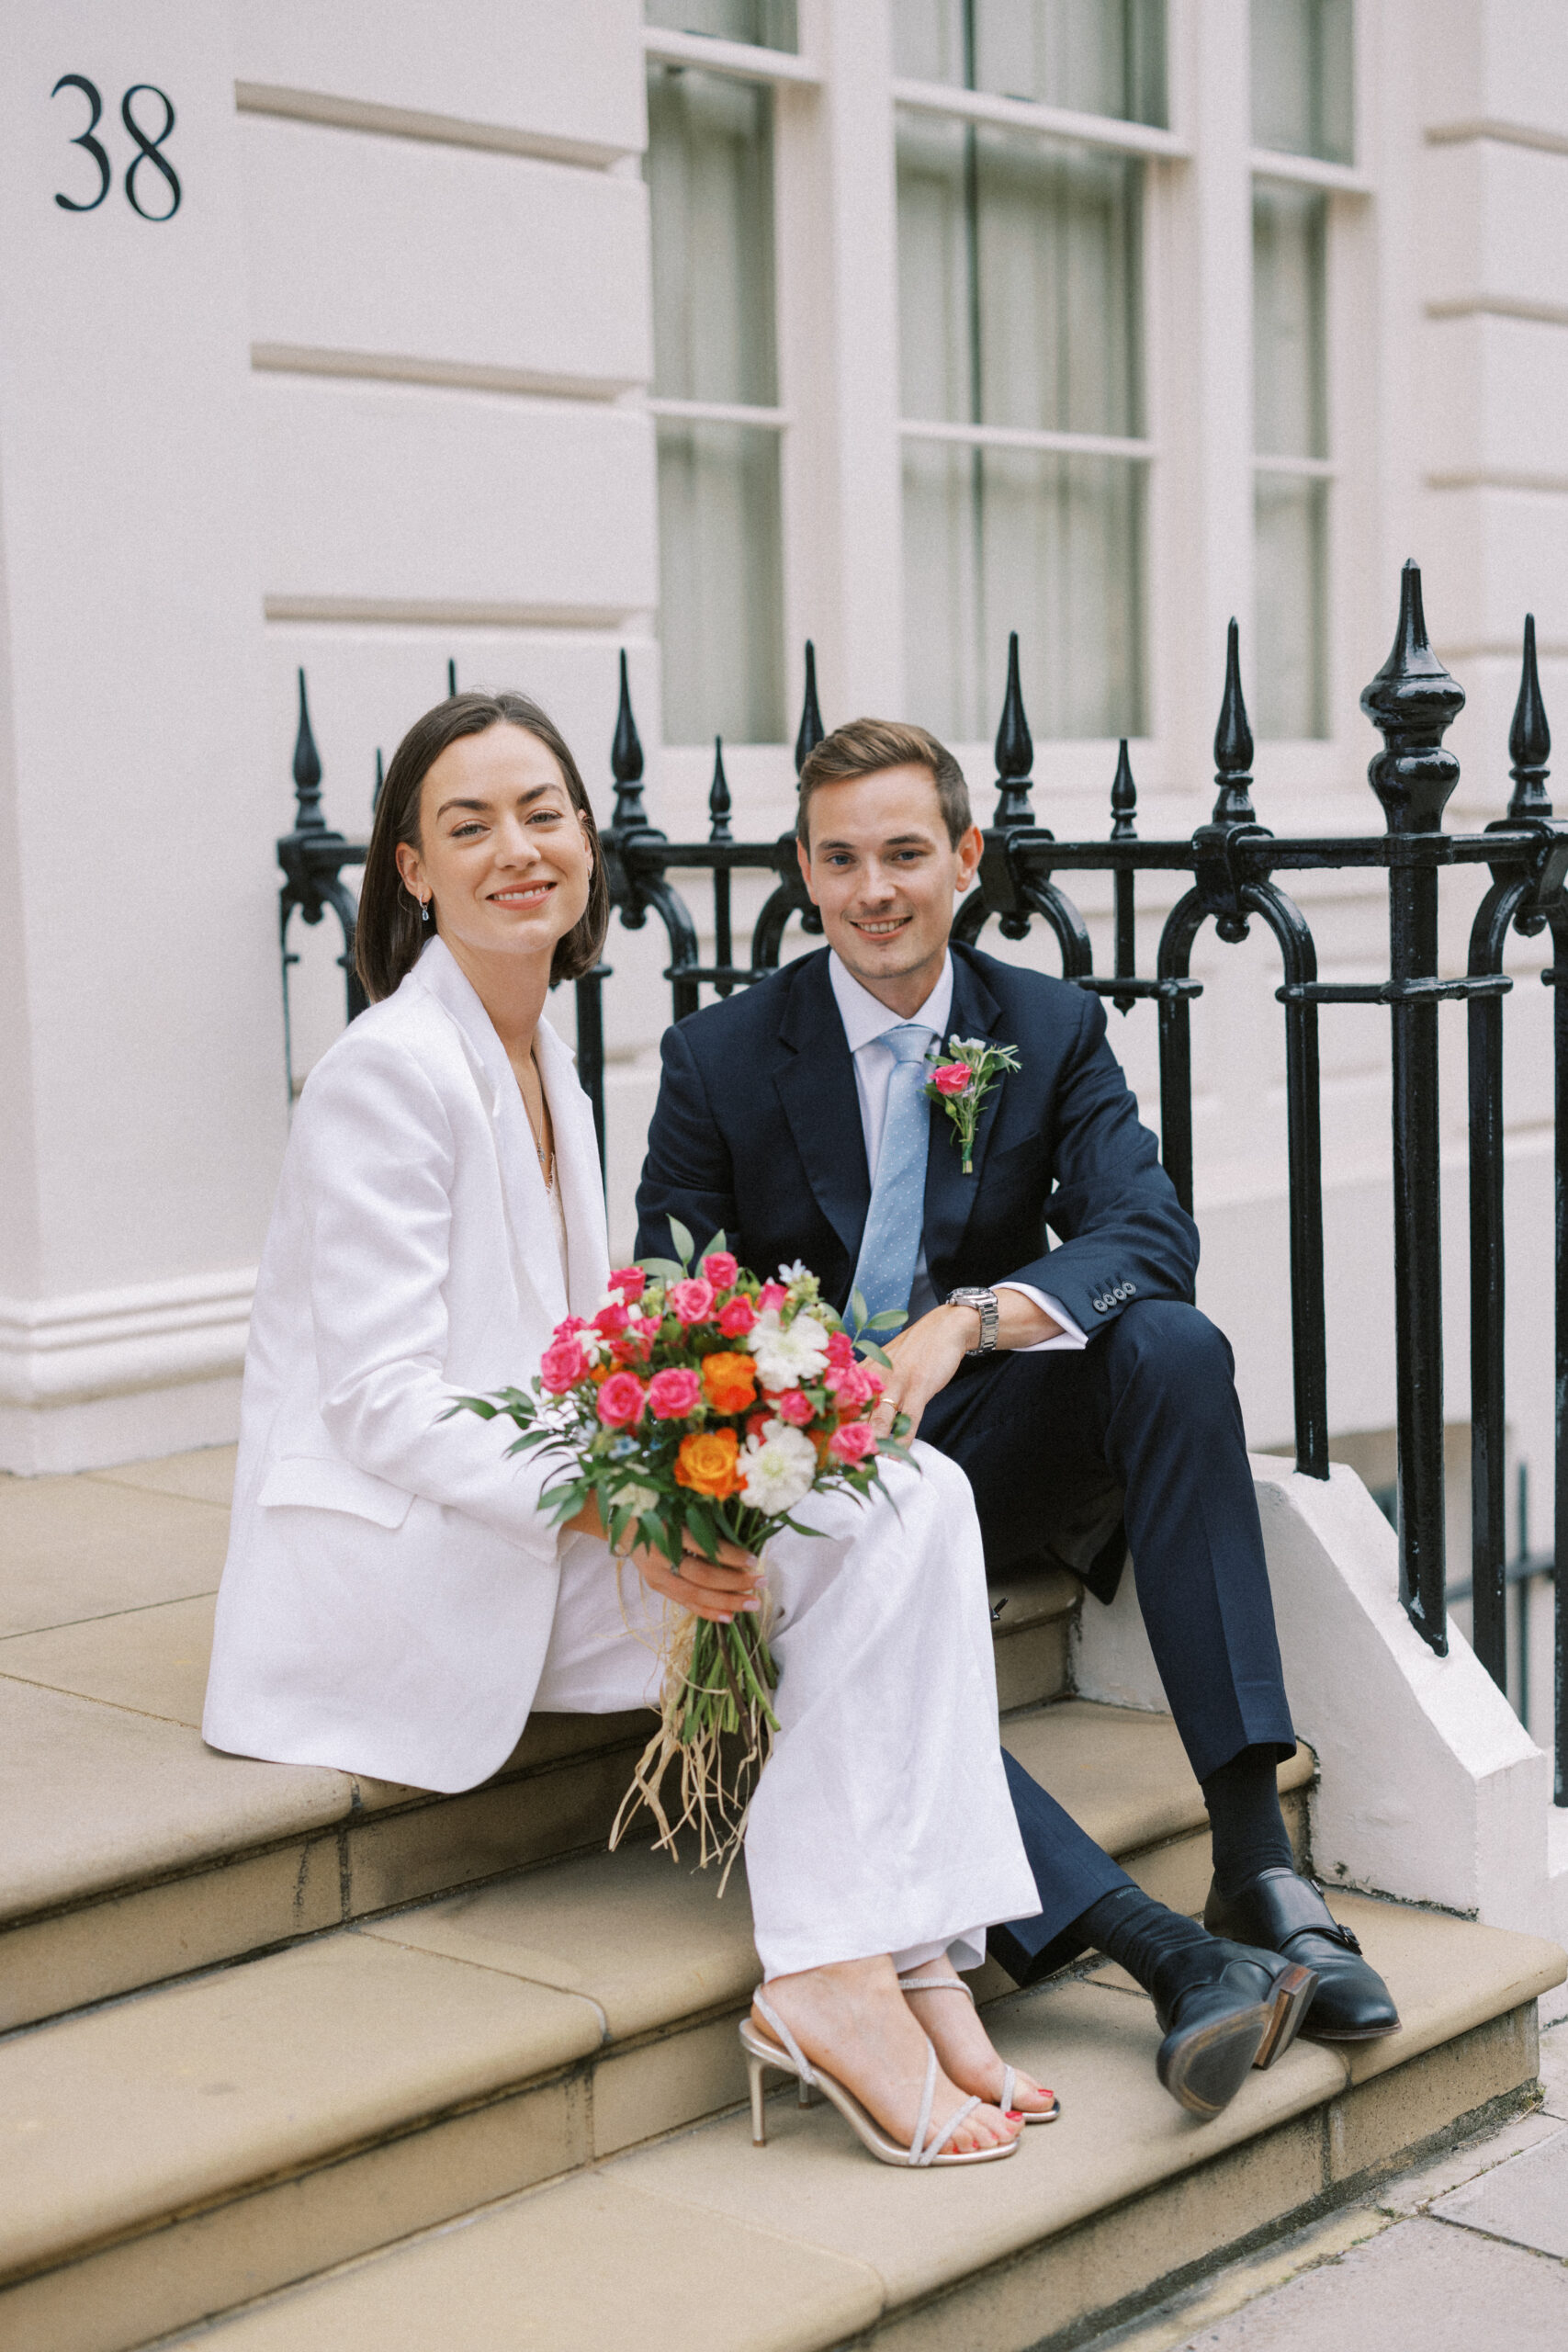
[205,689,1055,2166]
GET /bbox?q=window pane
[897,114,1142,437]
[1251,0,1354,164]
[894,1,1167,128]
[1255,474,1327,737]
[904,442,1145,741]
[656,420,785,744]
[645,0,797,52]
[647,65,777,406]
[1253,182,1325,459]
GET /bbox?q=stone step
[0,1447,1077,2033]
[22,1897,1562,2352]
[0,1701,1320,2352]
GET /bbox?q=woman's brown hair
[355,691,610,1004]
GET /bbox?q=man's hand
[563,1493,761,1623]
[872,1291,1061,1440]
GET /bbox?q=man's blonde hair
[796,718,972,848]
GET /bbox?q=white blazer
[203,938,612,1792]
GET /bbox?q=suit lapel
[922,948,1009,1279]
[775,954,873,1263]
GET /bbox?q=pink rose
[825,1329,855,1371]
[931,1061,973,1096]
[826,1362,877,1410]
[596,1372,648,1427]
[702,1250,739,1289]
[611,1319,655,1365]
[774,1388,815,1427]
[592,1300,630,1338]
[718,1295,757,1338]
[551,1315,590,1342]
[539,1337,588,1394]
[609,1265,647,1302]
[647,1366,702,1419]
[829,1420,878,1464]
[757,1282,788,1311]
[667,1278,716,1326]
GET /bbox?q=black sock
[1201,1744,1295,1899]
[1068,1884,1213,1999]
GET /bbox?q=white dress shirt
[827,951,1087,1351]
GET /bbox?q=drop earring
[421,897,433,926]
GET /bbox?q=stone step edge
[0,1600,1081,2037]
[119,1934,1562,2352]
[0,1567,1077,1940]
[0,1781,1314,2317]
[0,1698,1294,2046]
[839,2020,1546,2352]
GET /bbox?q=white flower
[776,1259,809,1284]
[747,1308,830,1391]
[739,1421,818,1516]
[612,1479,662,1518]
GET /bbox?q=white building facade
[2,0,1565,1723]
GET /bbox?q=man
[636,717,1396,2102]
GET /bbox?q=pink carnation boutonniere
[924,1035,1021,1175]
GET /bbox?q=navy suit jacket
[634,941,1199,1340]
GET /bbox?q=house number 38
[51,74,181,220]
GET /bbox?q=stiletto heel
[897,1969,1061,2124]
[739,1991,1018,2169]
[798,2075,819,2107]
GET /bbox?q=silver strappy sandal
[739,1992,1019,2167]
[897,1969,1061,2124]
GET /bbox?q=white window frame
[642,22,817,759]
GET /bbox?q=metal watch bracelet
[946,1285,999,1354]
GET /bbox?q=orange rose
[701,1351,758,1415]
[675,1427,742,1498]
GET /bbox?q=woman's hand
[563,1492,761,1623]
[626,1529,762,1623]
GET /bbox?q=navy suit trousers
[928,1299,1297,1980]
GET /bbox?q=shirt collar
[828,948,953,1055]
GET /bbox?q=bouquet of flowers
[448,1224,909,1871]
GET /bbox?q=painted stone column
[0,4,276,1471]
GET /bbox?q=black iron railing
[276,564,1568,1802]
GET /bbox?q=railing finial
[447,658,457,697]
[993,631,1035,829]
[708,736,733,843]
[1507,612,1551,820]
[1211,619,1257,826]
[1111,738,1137,841]
[1359,559,1464,831]
[795,640,824,776]
[293,668,324,834]
[372,748,384,818]
[611,649,648,830]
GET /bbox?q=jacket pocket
[257,1455,416,1530]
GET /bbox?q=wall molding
[251,345,638,404]
[234,84,629,172]
[1426,118,1568,160]
[0,1271,255,1408]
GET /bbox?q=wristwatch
[946,1285,999,1355]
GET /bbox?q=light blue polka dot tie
[850,1024,934,1328]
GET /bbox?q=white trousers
[531,1442,1039,1980]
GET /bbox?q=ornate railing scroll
[276,571,1568,1801]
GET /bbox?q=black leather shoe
[1204,1868,1400,2041]
[1148,1939,1318,2120]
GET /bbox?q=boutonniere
[924,1035,1021,1174]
